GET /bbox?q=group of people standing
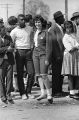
[1,10,79,106]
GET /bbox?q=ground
[0,76,79,120]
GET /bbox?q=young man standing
[10,14,35,100]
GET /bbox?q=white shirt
[34,30,40,47]
[10,26,32,49]
[63,33,79,55]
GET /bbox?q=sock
[46,89,51,96]
[70,90,75,95]
[41,89,45,95]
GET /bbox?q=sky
[0,0,79,22]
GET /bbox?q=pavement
[0,76,79,120]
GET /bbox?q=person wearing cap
[61,21,79,99]
[45,11,65,97]
[71,12,79,37]
[70,12,79,96]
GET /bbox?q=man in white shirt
[10,14,35,100]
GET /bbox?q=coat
[46,23,64,64]
[0,35,15,66]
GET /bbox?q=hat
[0,17,3,23]
[53,11,63,19]
[71,12,79,20]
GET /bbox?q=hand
[7,46,14,52]
[45,60,49,66]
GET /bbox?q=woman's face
[65,25,72,34]
[35,20,42,30]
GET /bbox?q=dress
[62,33,79,76]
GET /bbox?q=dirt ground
[0,77,79,120]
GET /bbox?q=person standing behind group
[7,16,19,92]
[32,15,52,103]
[61,21,79,99]
[10,14,35,100]
[45,11,65,97]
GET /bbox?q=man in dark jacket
[0,22,15,105]
[45,11,65,96]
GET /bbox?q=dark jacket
[0,35,15,65]
[46,23,64,64]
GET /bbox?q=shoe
[33,83,39,87]
[22,94,28,100]
[28,94,35,99]
[36,94,46,101]
[1,100,8,108]
[69,94,79,99]
[75,93,79,96]
[14,89,19,92]
[47,95,53,104]
[7,95,14,104]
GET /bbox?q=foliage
[25,0,50,20]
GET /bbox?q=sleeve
[30,28,35,49]
[0,38,8,54]
[10,29,16,43]
[46,30,53,64]
[63,35,73,51]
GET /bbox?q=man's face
[76,17,79,25]
[0,22,4,28]
[59,16,65,25]
[18,16,25,28]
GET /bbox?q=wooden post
[65,0,68,21]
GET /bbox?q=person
[10,14,35,100]
[7,16,19,92]
[33,15,52,103]
[71,12,79,41]
[45,11,65,97]
[70,12,79,95]
[0,19,15,105]
[61,21,79,99]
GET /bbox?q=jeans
[15,49,35,96]
[0,60,13,101]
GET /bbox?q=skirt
[61,50,79,76]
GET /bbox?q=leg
[25,50,35,96]
[52,59,63,96]
[15,50,25,96]
[6,64,13,99]
[0,68,6,101]
[33,51,45,99]
[0,60,7,102]
[40,55,52,102]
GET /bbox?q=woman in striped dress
[62,21,79,99]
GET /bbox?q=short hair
[17,14,25,20]
[64,21,75,33]
[33,15,47,29]
[8,16,17,25]
[25,14,32,22]
[33,15,44,24]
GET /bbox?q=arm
[45,31,53,65]
[63,35,79,53]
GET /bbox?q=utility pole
[23,0,25,15]
[0,4,13,22]
[65,0,68,21]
